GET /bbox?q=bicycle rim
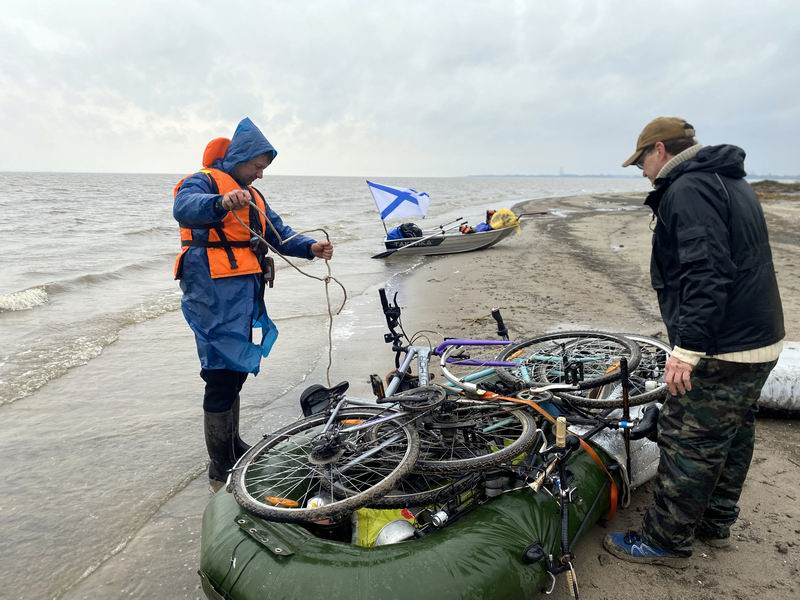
[556,334,669,408]
[231,408,419,522]
[414,403,538,473]
[494,331,641,390]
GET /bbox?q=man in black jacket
[604,117,785,567]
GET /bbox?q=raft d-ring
[543,571,557,595]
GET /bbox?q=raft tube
[760,341,800,414]
[199,449,620,600]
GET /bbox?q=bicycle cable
[229,200,348,386]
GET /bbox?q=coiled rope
[229,201,347,386]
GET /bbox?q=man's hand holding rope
[311,240,334,260]
[221,189,251,210]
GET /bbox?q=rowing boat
[371,225,516,259]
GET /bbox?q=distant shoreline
[1,170,798,180]
[468,173,800,180]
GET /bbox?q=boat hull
[373,226,515,258]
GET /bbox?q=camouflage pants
[642,358,777,556]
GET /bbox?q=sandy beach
[42,188,798,600]
[392,190,800,600]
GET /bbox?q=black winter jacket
[645,144,784,354]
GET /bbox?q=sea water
[0,172,650,598]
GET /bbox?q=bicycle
[229,290,659,528]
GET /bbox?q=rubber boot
[231,396,251,459]
[204,409,237,492]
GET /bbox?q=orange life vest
[173,139,269,280]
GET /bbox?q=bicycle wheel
[494,331,641,391]
[366,472,481,508]
[555,334,669,408]
[414,402,539,473]
[231,408,419,523]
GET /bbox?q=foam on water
[0,290,181,406]
[0,286,49,312]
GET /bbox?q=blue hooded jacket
[173,118,316,374]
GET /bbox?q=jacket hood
[664,144,747,183]
[216,117,278,174]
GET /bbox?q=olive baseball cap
[622,117,696,167]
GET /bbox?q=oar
[371,221,465,259]
[516,211,549,219]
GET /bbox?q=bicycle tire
[494,331,641,391]
[555,334,669,408]
[366,472,481,508]
[414,404,539,473]
[231,408,420,523]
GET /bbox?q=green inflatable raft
[199,448,619,600]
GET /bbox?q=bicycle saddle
[299,381,350,417]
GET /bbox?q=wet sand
[396,191,800,600]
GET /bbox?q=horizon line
[0,170,797,179]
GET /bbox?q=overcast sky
[1,0,798,176]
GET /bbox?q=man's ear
[654,141,667,159]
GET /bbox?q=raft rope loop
[229,201,347,386]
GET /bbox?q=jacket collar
[644,144,704,215]
[655,143,703,182]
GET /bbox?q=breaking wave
[0,257,174,314]
[0,291,181,407]
[0,287,49,312]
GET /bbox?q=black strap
[203,171,238,269]
[204,171,220,194]
[182,239,250,248]
[213,225,239,269]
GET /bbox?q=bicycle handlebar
[433,338,511,356]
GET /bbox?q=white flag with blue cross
[367,181,430,221]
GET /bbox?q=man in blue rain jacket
[173,117,333,489]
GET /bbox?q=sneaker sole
[603,538,691,569]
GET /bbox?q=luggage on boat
[490,208,520,229]
[387,223,423,240]
[351,507,417,547]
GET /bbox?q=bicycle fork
[523,417,582,599]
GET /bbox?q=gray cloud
[0,0,798,176]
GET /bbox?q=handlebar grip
[556,416,567,448]
[379,288,390,312]
[491,308,509,339]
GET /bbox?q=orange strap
[484,392,619,519]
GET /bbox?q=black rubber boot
[204,409,237,491]
[231,397,251,459]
